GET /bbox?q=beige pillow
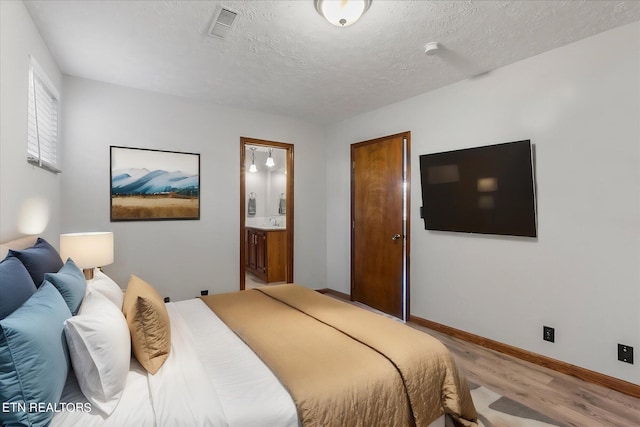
[122,275,170,374]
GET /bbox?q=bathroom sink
[250,225,286,230]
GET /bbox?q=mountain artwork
[112,168,199,196]
[110,146,200,221]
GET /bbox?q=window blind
[27,57,61,173]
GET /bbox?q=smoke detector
[208,6,239,39]
[424,42,440,56]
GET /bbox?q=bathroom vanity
[245,226,286,283]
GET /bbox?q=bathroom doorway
[240,137,294,290]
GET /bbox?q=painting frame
[110,146,200,222]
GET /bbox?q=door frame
[240,137,294,290]
[350,131,410,320]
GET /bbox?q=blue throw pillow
[45,258,87,315]
[8,237,63,287]
[0,256,38,319]
[0,281,72,427]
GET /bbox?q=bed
[0,235,477,427]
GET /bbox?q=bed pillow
[45,258,86,315]
[88,269,124,309]
[0,281,71,427]
[0,256,38,319]
[64,288,130,415]
[123,275,171,374]
[8,237,64,287]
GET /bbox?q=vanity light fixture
[249,147,257,173]
[314,0,372,27]
[265,148,275,168]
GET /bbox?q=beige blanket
[201,284,477,427]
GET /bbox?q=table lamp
[60,232,114,280]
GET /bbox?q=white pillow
[87,269,124,309]
[64,288,131,415]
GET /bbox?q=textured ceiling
[24,0,640,124]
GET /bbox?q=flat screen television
[419,140,537,237]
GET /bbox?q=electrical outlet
[543,326,555,343]
[618,344,634,364]
[163,297,170,303]
[201,290,209,296]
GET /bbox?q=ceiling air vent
[208,6,239,39]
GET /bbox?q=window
[27,56,60,173]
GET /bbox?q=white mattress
[51,297,445,427]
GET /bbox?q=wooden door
[351,133,409,319]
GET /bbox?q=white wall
[61,76,326,300]
[326,22,640,384]
[0,1,63,246]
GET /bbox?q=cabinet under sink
[245,227,286,283]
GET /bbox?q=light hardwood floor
[411,324,640,427]
[319,292,640,426]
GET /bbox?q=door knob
[392,234,402,241]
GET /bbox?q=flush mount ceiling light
[265,148,275,168]
[314,0,372,27]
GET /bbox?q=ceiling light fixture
[265,148,275,168]
[314,0,372,27]
[249,147,257,173]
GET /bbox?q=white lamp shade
[60,232,114,269]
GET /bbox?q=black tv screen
[419,140,537,237]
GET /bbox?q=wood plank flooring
[411,324,640,427]
[318,291,640,426]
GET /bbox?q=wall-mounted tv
[419,140,537,237]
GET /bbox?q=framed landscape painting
[110,146,200,221]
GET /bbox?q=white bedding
[52,359,154,427]
[146,302,230,427]
[50,297,445,427]
[172,299,299,427]
[51,298,299,427]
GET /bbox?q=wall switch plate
[543,326,555,342]
[201,290,209,296]
[618,344,634,364]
